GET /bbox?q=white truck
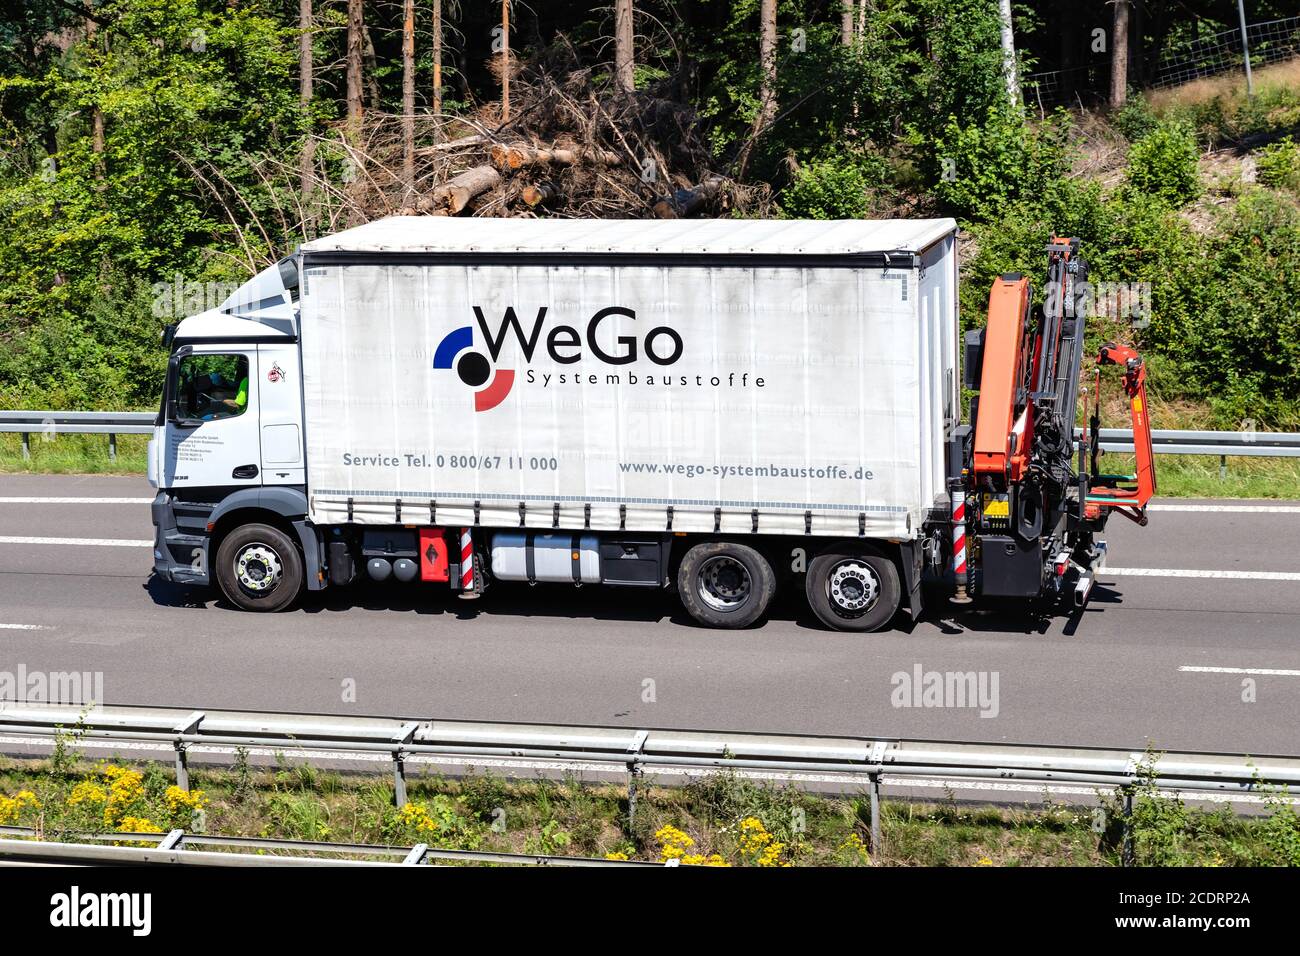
[149,216,964,631]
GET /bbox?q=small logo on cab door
[267,362,285,383]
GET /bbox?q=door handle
[232,464,259,479]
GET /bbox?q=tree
[614,0,634,93]
[758,0,777,131]
[401,0,416,203]
[431,0,443,120]
[346,0,364,135]
[299,0,314,213]
[500,0,511,121]
[841,1,854,46]
[997,0,1019,106]
[1110,0,1129,108]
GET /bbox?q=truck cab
[149,258,316,605]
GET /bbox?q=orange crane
[951,238,1155,609]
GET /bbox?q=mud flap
[900,539,924,621]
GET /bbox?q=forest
[1,1,1298,428]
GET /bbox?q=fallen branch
[651,175,726,219]
[421,164,502,214]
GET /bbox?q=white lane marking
[1147,503,1300,513]
[1180,665,1300,677]
[0,536,152,548]
[0,623,52,631]
[1106,567,1300,581]
[0,497,152,505]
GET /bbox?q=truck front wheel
[805,545,900,632]
[676,542,776,629]
[214,523,304,612]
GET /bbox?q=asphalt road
[2,473,1298,756]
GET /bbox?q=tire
[676,541,776,629]
[805,544,901,633]
[214,523,304,612]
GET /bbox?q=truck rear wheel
[805,545,900,632]
[214,523,304,612]
[676,542,776,629]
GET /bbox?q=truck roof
[298,216,957,258]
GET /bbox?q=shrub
[1126,121,1201,205]
[1256,137,1300,192]
[779,152,890,220]
[1112,94,1160,142]
[932,105,1071,222]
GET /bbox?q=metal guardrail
[2,702,1298,862]
[3,411,1295,466]
[0,410,154,461]
[1083,428,1300,458]
[0,826,659,867]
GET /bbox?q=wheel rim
[697,555,752,613]
[825,559,880,618]
[235,542,283,595]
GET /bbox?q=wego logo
[434,305,683,412]
[433,324,515,412]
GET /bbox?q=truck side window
[175,354,250,422]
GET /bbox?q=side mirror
[165,346,199,428]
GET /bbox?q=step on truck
[149,218,1153,631]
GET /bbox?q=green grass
[4,753,1299,866]
[1101,452,1300,499]
[0,432,149,475]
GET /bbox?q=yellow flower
[975,856,994,867]
[398,801,439,834]
[604,851,630,861]
[164,786,208,815]
[67,781,108,807]
[681,853,730,867]
[653,824,697,863]
[0,790,41,824]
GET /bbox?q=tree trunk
[614,0,635,93]
[85,3,104,178]
[299,0,315,215]
[346,0,364,136]
[997,0,1019,106]
[841,1,854,46]
[501,1,511,122]
[362,19,381,109]
[426,165,502,214]
[490,142,621,170]
[432,0,443,121]
[1110,0,1129,108]
[521,182,557,207]
[401,0,415,204]
[758,0,777,131]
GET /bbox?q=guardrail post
[869,772,881,855]
[108,433,117,461]
[174,742,190,791]
[1219,454,1227,481]
[626,760,643,829]
[393,749,408,807]
[21,432,30,461]
[1121,786,1135,866]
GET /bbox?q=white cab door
[161,346,261,490]
[257,343,306,486]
